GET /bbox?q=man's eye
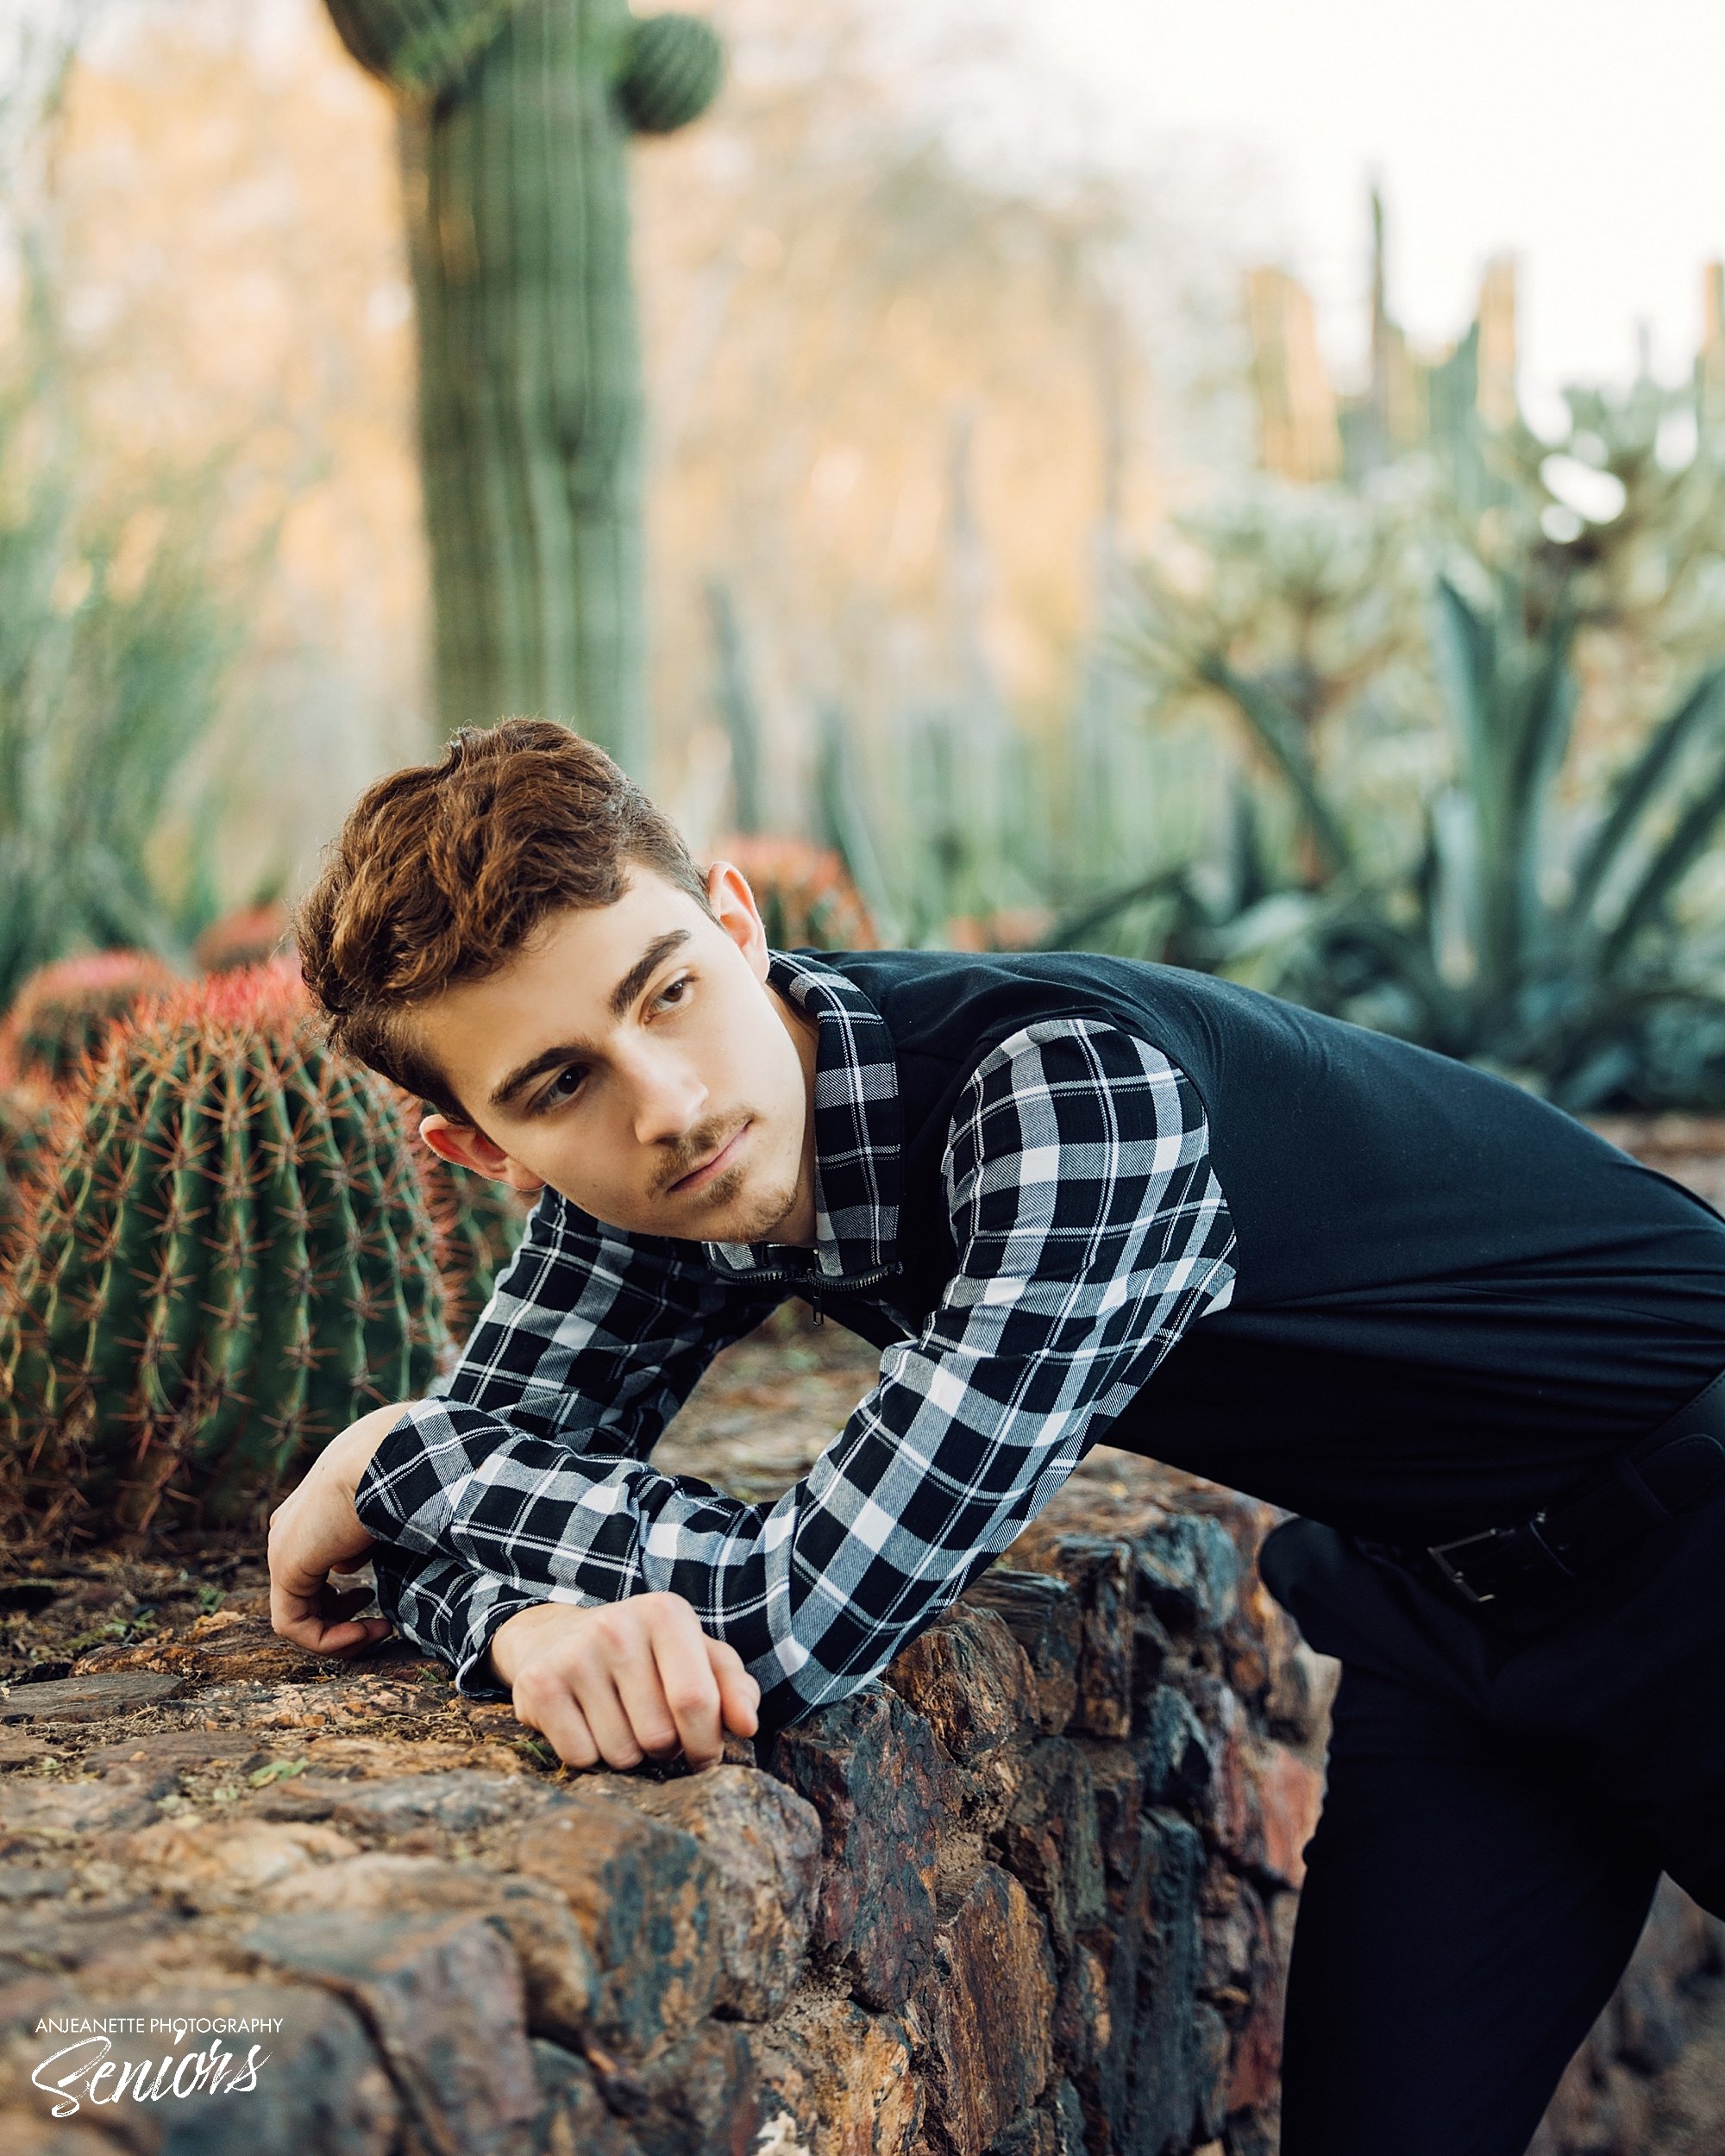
[654,974,693,1009]
[538,1066,585,1110]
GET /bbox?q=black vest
[816,949,1725,1541]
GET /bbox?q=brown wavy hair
[295,719,710,1121]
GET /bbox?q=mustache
[656,1112,751,1194]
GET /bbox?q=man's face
[411,862,819,1246]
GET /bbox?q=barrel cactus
[0,1087,53,1252]
[193,899,295,975]
[0,949,178,1088]
[0,967,448,1546]
[321,0,724,772]
[421,1152,532,1338]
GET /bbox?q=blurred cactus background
[5,0,1725,1523]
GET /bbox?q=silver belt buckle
[1426,1524,1519,1605]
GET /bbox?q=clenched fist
[487,1592,761,1771]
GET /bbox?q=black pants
[1259,1479,1725,2156]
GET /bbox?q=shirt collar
[704,950,902,1282]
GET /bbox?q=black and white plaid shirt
[355,952,1238,1728]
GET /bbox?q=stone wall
[8,1107,1725,2156]
[0,1438,1327,2156]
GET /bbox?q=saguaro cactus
[0,968,447,1544]
[323,0,724,772]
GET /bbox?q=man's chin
[693,1169,799,1245]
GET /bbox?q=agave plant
[1302,569,1725,1106]
[1070,556,1725,1111]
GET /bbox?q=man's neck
[764,984,820,1247]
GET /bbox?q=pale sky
[925,0,1725,429]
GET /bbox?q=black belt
[1368,1368,1725,1616]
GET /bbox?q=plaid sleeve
[352,1190,783,1691]
[361,1021,1236,1723]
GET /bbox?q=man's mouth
[667,1121,750,1197]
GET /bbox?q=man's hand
[488,1593,761,1771]
[267,1401,412,1658]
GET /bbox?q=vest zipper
[712,1259,900,1300]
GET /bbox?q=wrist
[329,1400,417,1503]
[487,1601,567,1689]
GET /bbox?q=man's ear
[418,1112,544,1197]
[706,858,769,981]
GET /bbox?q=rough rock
[83,1728,270,1772]
[1125,1810,1208,2156]
[1134,1688,1213,1814]
[528,2039,644,2156]
[0,1673,185,1724]
[913,1862,1057,2156]
[241,1908,539,2156]
[771,1685,948,2014]
[251,1766,549,1835]
[0,1977,401,2155]
[260,1852,599,2044]
[992,1739,1107,1961]
[512,1789,724,2060]
[0,1861,74,1902]
[960,1567,1082,1735]
[0,1347,1362,2156]
[121,1817,358,1912]
[1136,1514,1243,1636]
[0,1764,179,1839]
[1007,1535,1136,1739]
[1257,1742,1323,1890]
[0,2113,122,2153]
[1051,1940,1112,2078]
[591,1764,822,2020]
[629,2018,765,2156]
[752,1990,923,2156]
[885,1604,1038,1771]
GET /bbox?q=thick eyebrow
[608,928,693,1019]
[485,929,694,1113]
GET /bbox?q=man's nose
[624,1045,707,1147]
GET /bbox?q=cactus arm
[323,0,526,99]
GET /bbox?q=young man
[271,718,1725,2156]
